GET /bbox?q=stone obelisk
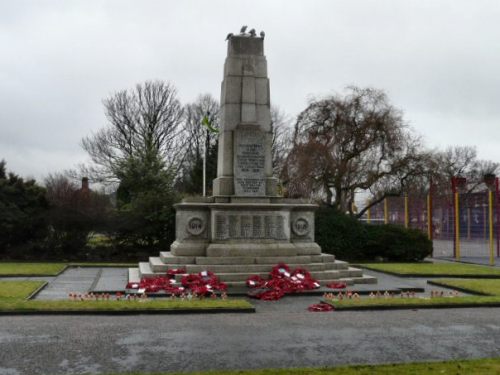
[213,35,277,198]
[129,29,376,288]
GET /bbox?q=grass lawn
[326,275,500,310]
[0,262,136,275]
[0,281,46,299]
[428,279,500,296]
[325,295,500,310]
[0,262,67,276]
[0,298,253,313]
[102,358,500,374]
[0,280,253,313]
[359,262,500,277]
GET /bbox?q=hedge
[315,207,432,261]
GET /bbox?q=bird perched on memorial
[240,25,248,34]
[249,28,256,37]
[225,33,233,41]
[260,31,265,39]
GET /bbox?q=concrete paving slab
[34,267,101,300]
[91,268,128,292]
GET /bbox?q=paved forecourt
[0,304,499,375]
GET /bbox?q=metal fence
[359,184,500,265]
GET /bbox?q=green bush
[364,224,432,261]
[315,207,432,261]
[0,161,49,254]
[315,207,368,260]
[112,155,178,249]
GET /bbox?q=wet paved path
[0,302,499,375]
[24,267,128,300]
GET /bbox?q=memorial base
[129,197,377,287]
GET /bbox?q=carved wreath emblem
[186,217,205,236]
[292,217,310,236]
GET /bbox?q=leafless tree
[44,173,110,215]
[285,86,428,215]
[175,94,220,194]
[183,94,220,166]
[81,81,185,183]
[44,173,79,206]
[430,146,499,194]
[271,106,293,177]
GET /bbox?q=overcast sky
[1,0,499,181]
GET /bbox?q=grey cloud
[1,0,499,179]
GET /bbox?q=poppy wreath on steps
[167,268,187,277]
[246,263,321,301]
[308,302,334,312]
[326,281,348,289]
[246,275,266,288]
[126,270,227,295]
[126,276,173,293]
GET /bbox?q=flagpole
[203,128,207,197]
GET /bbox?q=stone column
[213,35,278,197]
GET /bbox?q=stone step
[137,266,371,286]
[311,270,341,280]
[159,252,196,264]
[319,254,336,263]
[322,261,348,270]
[184,263,328,274]
[128,268,140,283]
[134,266,370,288]
[174,270,341,282]
[295,242,322,255]
[337,267,364,278]
[254,256,312,264]
[157,251,338,265]
[139,262,157,279]
[153,255,347,273]
[151,257,205,273]
[195,256,256,265]
[150,257,171,272]
[348,275,378,284]
[222,278,353,288]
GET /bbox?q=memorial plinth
[129,33,376,287]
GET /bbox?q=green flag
[202,115,219,133]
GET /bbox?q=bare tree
[81,81,185,183]
[285,86,427,214]
[431,146,499,194]
[176,94,220,194]
[44,173,79,206]
[271,106,293,177]
[183,94,220,166]
[44,173,110,216]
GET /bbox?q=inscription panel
[234,129,266,196]
[215,215,228,240]
[213,211,289,241]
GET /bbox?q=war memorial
[128,29,376,288]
